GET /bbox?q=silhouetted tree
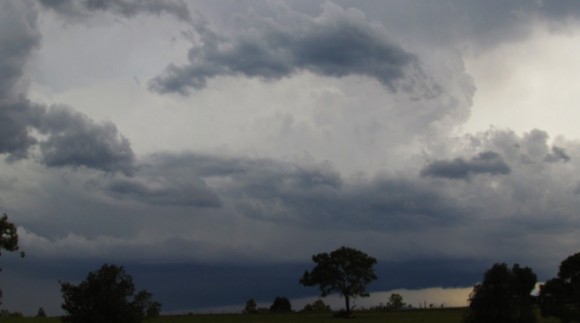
[243,298,257,314]
[36,307,47,317]
[302,299,331,312]
[270,296,292,312]
[463,263,537,323]
[0,214,18,256]
[60,264,161,323]
[0,213,20,305]
[539,252,580,323]
[387,293,405,310]
[300,246,377,316]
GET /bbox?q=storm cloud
[104,174,221,207]
[38,0,192,22]
[0,1,135,174]
[149,2,434,95]
[3,0,580,316]
[421,151,511,180]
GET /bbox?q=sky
[2,0,580,315]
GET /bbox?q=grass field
[0,308,562,323]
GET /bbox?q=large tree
[60,264,161,323]
[0,214,18,256]
[0,213,20,306]
[299,246,377,316]
[463,263,537,323]
[387,293,406,310]
[270,296,292,312]
[539,252,580,323]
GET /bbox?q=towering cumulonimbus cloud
[149,2,438,96]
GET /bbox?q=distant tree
[36,307,47,317]
[269,296,292,312]
[539,252,580,323]
[302,299,331,312]
[463,263,537,323]
[0,214,18,256]
[0,309,23,317]
[243,298,257,314]
[0,213,20,306]
[387,293,405,310]
[300,246,377,316]
[60,264,161,323]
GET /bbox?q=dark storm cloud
[420,151,511,180]
[34,105,136,175]
[0,100,136,174]
[149,2,431,95]
[38,0,192,23]
[105,176,221,207]
[142,153,462,230]
[0,100,38,160]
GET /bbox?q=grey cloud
[421,151,511,180]
[0,1,41,100]
[0,101,136,174]
[544,146,570,163]
[0,1,41,158]
[38,0,192,23]
[144,153,461,230]
[105,176,222,208]
[0,100,38,160]
[0,2,135,174]
[469,128,574,167]
[34,105,136,175]
[149,2,433,95]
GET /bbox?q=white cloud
[463,20,580,139]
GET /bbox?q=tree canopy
[60,264,161,323]
[387,293,406,310]
[0,214,18,256]
[0,213,20,306]
[299,246,377,316]
[270,296,292,312]
[243,298,257,314]
[302,299,331,312]
[463,263,537,323]
[540,251,580,323]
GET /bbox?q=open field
[0,308,562,323]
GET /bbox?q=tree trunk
[345,295,351,316]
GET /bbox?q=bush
[270,296,292,312]
[60,264,161,323]
[302,299,331,312]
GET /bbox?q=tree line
[2,214,580,322]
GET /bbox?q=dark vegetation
[0,216,579,322]
[539,252,580,323]
[300,246,377,317]
[60,264,161,323]
[0,213,22,307]
[463,263,537,323]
